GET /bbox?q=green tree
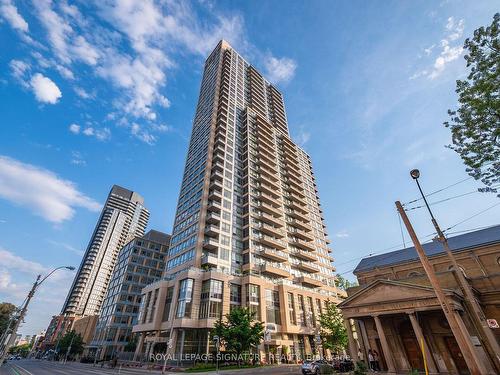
[58,331,84,359]
[212,307,264,364]
[124,335,137,352]
[335,274,357,291]
[0,302,17,336]
[318,301,348,353]
[444,13,500,194]
[8,343,31,357]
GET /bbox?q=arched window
[407,271,423,278]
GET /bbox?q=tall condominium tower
[62,185,150,317]
[133,41,342,361]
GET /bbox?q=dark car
[302,360,334,375]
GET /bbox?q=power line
[405,184,500,211]
[403,176,472,206]
[443,202,500,233]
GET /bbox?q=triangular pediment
[338,279,445,309]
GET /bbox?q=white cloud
[0,155,100,223]
[446,17,464,41]
[74,86,93,99]
[410,16,464,80]
[263,55,297,84]
[0,248,47,275]
[56,64,74,80]
[70,151,86,166]
[9,59,30,87]
[0,0,29,33]
[68,123,80,134]
[130,123,156,145]
[335,230,350,239]
[294,127,311,147]
[33,0,100,66]
[30,73,62,104]
[79,126,111,141]
[47,240,84,256]
[428,40,463,79]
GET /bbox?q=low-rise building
[89,230,170,360]
[339,225,500,374]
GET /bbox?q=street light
[0,266,75,366]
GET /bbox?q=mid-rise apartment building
[90,230,170,359]
[132,40,343,361]
[62,185,150,317]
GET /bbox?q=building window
[176,279,194,318]
[246,284,260,320]
[288,293,296,325]
[230,283,241,309]
[162,287,174,322]
[265,290,281,325]
[199,279,223,319]
[297,295,306,327]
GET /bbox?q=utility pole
[396,201,484,375]
[0,275,40,366]
[410,169,500,373]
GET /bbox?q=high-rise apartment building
[132,40,343,361]
[90,230,170,359]
[62,185,150,317]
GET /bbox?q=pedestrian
[368,350,376,372]
[373,350,380,371]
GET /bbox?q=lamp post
[0,266,75,366]
[409,169,500,373]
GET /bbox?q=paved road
[0,359,301,375]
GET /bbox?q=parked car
[302,360,334,375]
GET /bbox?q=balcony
[203,237,218,251]
[255,222,285,238]
[206,212,220,224]
[287,227,314,241]
[211,160,224,173]
[296,275,324,288]
[257,247,288,262]
[290,248,317,262]
[201,253,218,267]
[290,238,316,252]
[256,172,280,190]
[211,170,224,183]
[207,200,221,213]
[261,264,290,278]
[253,234,287,250]
[254,182,280,199]
[204,224,219,237]
[293,261,319,273]
[253,191,278,206]
[208,189,222,202]
[252,210,284,227]
[287,218,311,232]
[254,201,281,217]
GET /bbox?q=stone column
[408,312,438,374]
[373,315,396,374]
[344,319,359,363]
[133,332,145,361]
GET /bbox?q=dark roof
[354,225,500,274]
[143,230,171,246]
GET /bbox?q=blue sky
[0,1,499,336]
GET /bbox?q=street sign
[487,319,499,328]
